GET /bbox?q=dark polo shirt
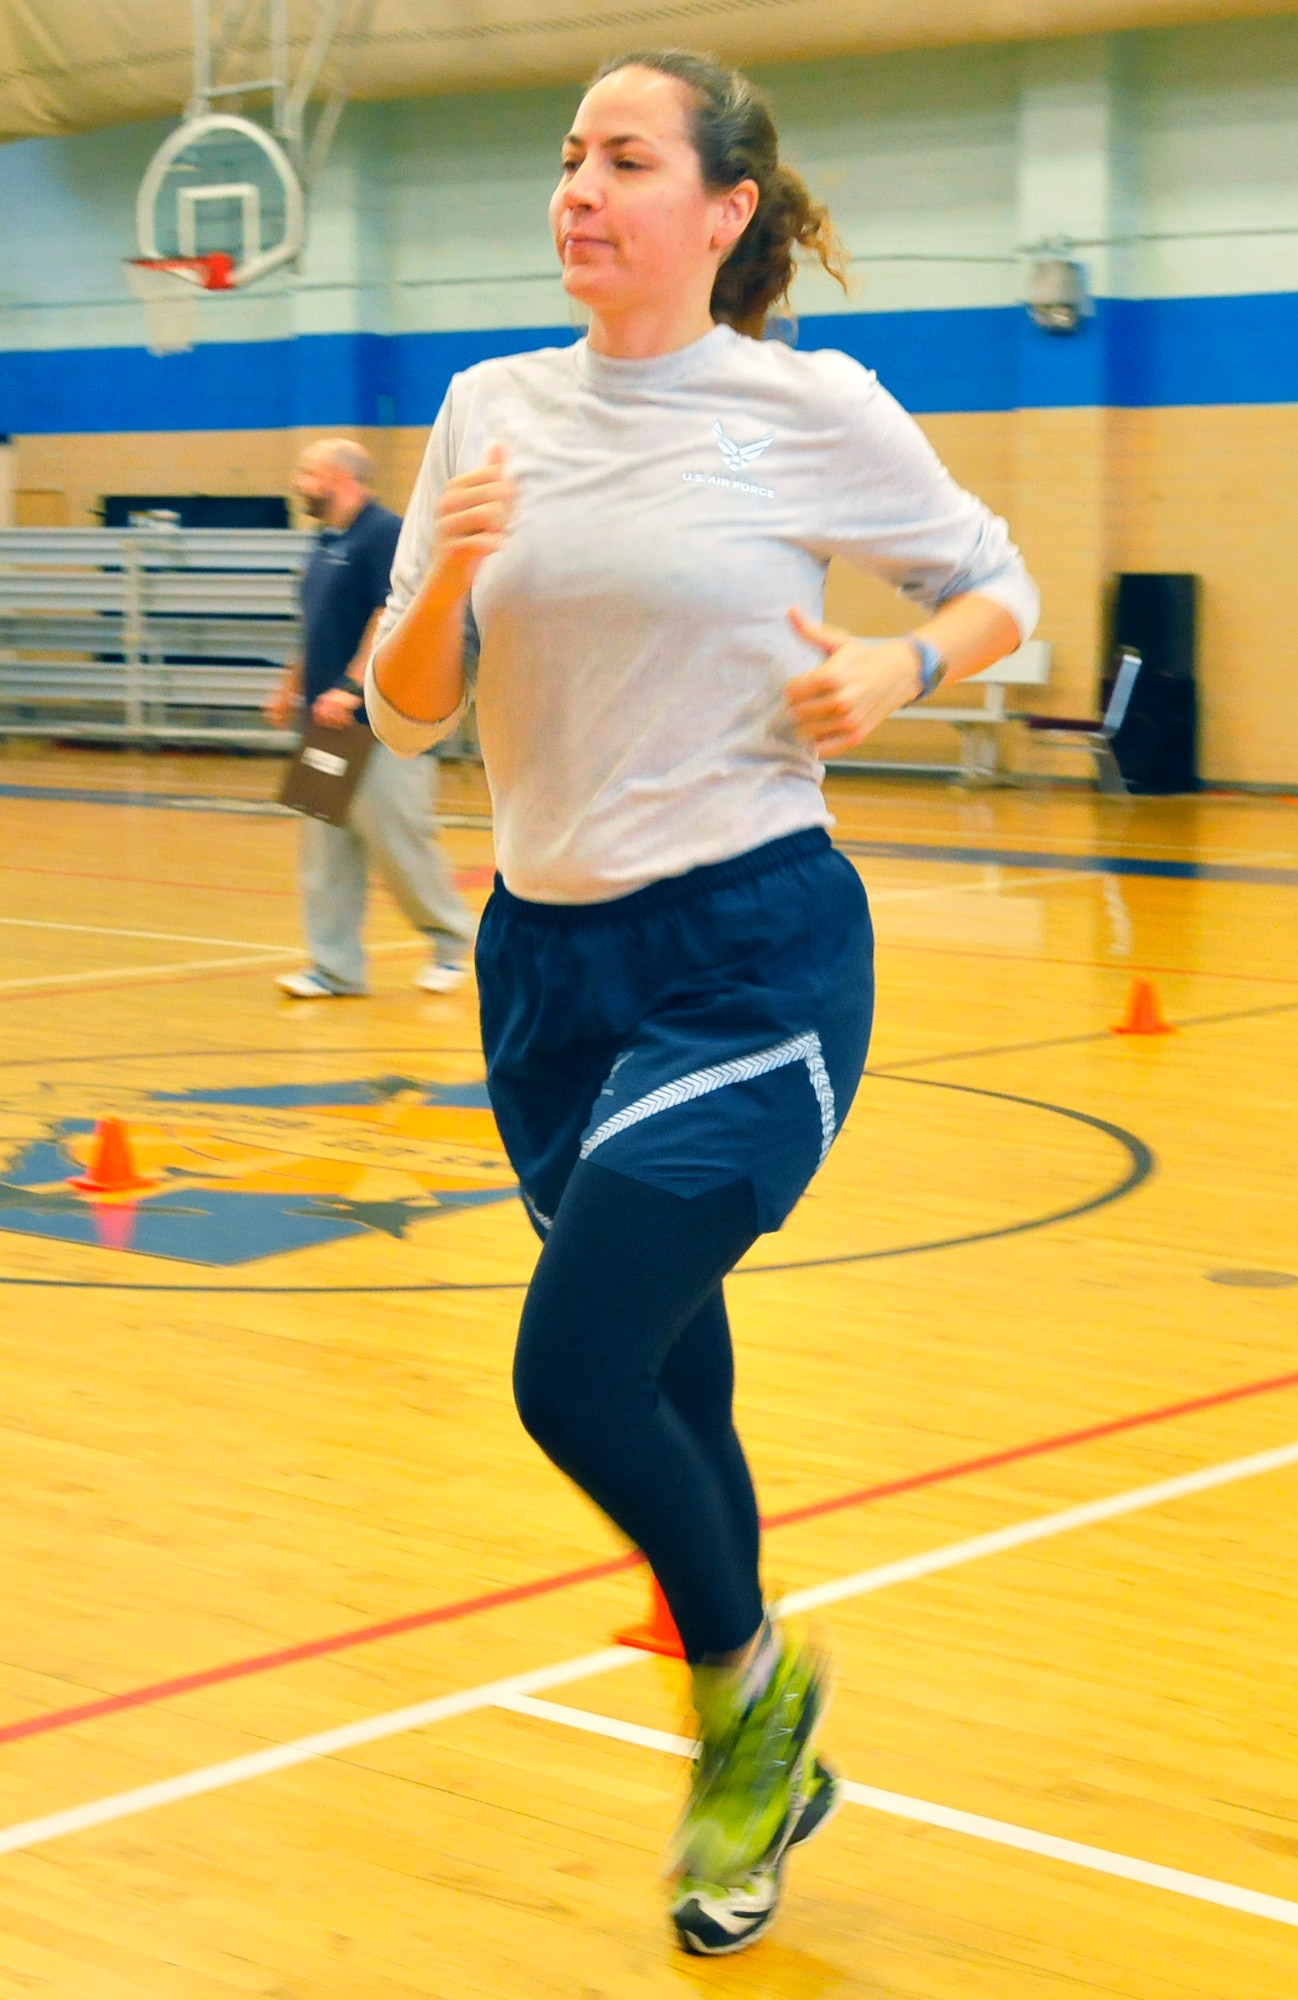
[300,499,402,725]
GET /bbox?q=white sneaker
[413,960,467,994]
[276,968,346,999]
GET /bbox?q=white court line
[0,951,301,994]
[502,1691,697,1759]
[0,936,465,994]
[495,1695,1298,1931]
[778,1438,1298,1618]
[0,915,297,953]
[0,1440,1294,1879]
[0,1650,635,1860]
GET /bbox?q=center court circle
[0,1046,1152,1293]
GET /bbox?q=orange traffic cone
[614,1573,685,1657]
[1112,977,1174,1036]
[68,1118,156,1194]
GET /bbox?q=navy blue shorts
[475,829,874,1237]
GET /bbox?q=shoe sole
[672,1862,785,1957]
[275,978,360,998]
[672,1758,840,1955]
[673,1892,781,1956]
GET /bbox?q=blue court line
[3,777,1297,884]
[0,780,287,816]
[837,836,1298,888]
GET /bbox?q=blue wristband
[909,636,947,700]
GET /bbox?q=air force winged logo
[713,420,775,473]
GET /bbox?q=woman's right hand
[431,443,516,598]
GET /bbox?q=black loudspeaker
[1105,573,1199,793]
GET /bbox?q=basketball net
[125,253,234,356]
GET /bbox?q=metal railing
[0,525,312,747]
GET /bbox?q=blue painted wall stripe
[5,292,1298,433]
[1104,293,1298,410]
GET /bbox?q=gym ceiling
[2,0,1295,140]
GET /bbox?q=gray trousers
[300,741,475,993]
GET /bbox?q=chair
[1017,647,1142,795]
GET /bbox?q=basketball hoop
[126,6,359,356]
[137,113,305,290]
[125,252,234,356]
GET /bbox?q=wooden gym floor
[0,745,1295,1998]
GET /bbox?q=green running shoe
[788,1753,841,1850]
[670,1757,840,1956]
[671,1862,783,1956]
[672,1628,829,1888]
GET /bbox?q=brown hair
[593,48,848,337]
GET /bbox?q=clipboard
[278,717,374,825]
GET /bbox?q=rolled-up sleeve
[366,390,472,755]
[364,656,467,755]
[819,360,1040,643]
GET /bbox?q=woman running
[368,48,1038,1956]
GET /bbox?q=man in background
[266,438,474,998]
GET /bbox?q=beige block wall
[12,429,412,532]
[1110,405,1298,787]
[824,412,1014,770]
[821,402,1298,786]
[824,407,1109,773]
[11,404,1298,784]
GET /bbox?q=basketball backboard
[128,2,371,349]
[136,111,304,288]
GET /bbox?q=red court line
[3,1363,1296,1751]
[0,863,294,898]
[758,1365,1298,1533]
[0,862,491,900]
[0,958,303,1008]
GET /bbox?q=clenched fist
[784,607,923,759]
[264,681,299,729]
[433,442,517,598]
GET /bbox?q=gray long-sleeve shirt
[367,322,1038,904]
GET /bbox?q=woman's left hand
[784,606,922,757]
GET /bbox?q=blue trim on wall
[5,293,1298,434]
[1104,293,1298,409]
[803,294,1298,412]
[0,326,579,436]
[391,326,578,429]
[797,308,1019,414]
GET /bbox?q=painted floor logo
[0,1074,518,1267]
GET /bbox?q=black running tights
[512,1160,764,1663]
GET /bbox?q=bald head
[294,437,374,526]
[310,438,374,484]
